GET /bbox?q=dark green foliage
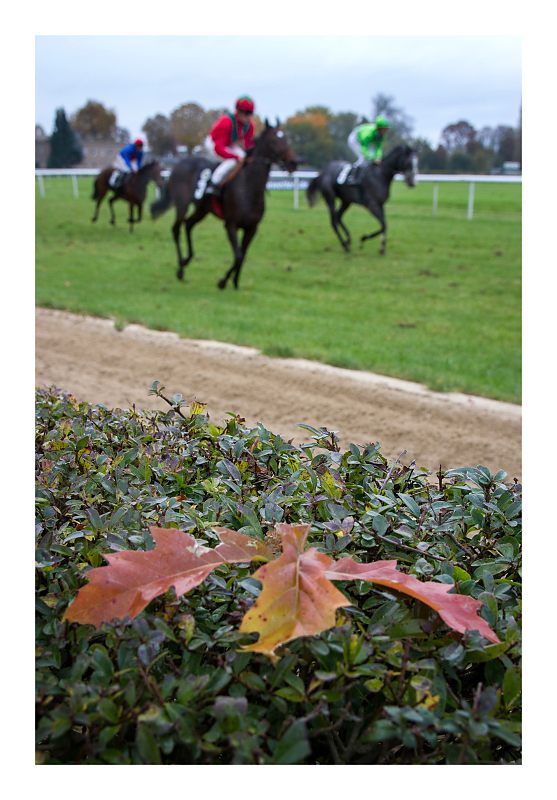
[47,108,83,168]
[36,387,521,764]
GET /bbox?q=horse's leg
[171,206,187,274]
[176,204,210,280]
[92,196,103,222]
[233,225,258,289]
[91,184,106,222]
[217,223,242,290]
[324,192,350,252]
[108,195,117,225]
[219,224,257,290]
[335,199,352,249]
[128,202,135,233]
[360,202,387,254]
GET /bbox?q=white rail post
[432,183,439,216]
[72,174,79,198]
[467,182,475,220]
[293,175,299,210]
[37,174,45,198]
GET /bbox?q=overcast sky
[35,35,521,147]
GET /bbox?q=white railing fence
[35,169,521,220]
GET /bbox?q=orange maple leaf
[239,524,500,656]
[326,556,500,644]
[63,526,273,628]
[239,524,351,656]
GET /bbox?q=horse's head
[144,160,165,189]
[399,145,419,188]
[255,119,298,172]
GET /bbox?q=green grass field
[35,176,521,403]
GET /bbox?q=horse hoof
[217,279,226,290]
[176,270,184,281]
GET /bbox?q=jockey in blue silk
[118,139,144,171]
[109,138,144,188]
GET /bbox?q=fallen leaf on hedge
[326,556,500,643]
[64,526,272,628]
[239,523,351,656]
[64,522,499,649]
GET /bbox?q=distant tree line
[39,94,522,173]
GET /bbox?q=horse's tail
[150,183,172,219]
[91,178,100,201]
[306,175,322,207]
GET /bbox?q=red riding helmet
[235,96,255,113]
[134,138,144,147]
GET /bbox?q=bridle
[247,128,295,170]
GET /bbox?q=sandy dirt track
[35,308,522,479]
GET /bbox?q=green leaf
[372,514,389,535]
[87,507,104,530]
[91,647,114,680]
[466,642,508,663]
[398,493,421,517]
[271,719,311,764]
[503,666,521,709]
[136,724,162,764]
[50,716,72,739]
[98,698,120,723]
[453,565,472,582]
[275,687,305,703]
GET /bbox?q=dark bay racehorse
[150,121,297,289]
[91,161,164,232]
[306,145,418,255]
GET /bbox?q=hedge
[35,385,522,764]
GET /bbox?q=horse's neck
[243,157,271,193]
[379,156,399,185]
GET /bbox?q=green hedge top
[35,386,521,765]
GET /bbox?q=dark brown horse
[306,145,418,255]
[91,161,164,232]
[150,121,297,289]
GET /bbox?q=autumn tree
[47,108,83,167]
[440,120,477,153]
[205,107,228,130]
[71,100,117,140]
[170,102,211,151]
[284,106,332,167]
[142,113,177,156]
[328,111,360,160]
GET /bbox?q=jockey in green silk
[347,115,391,165]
